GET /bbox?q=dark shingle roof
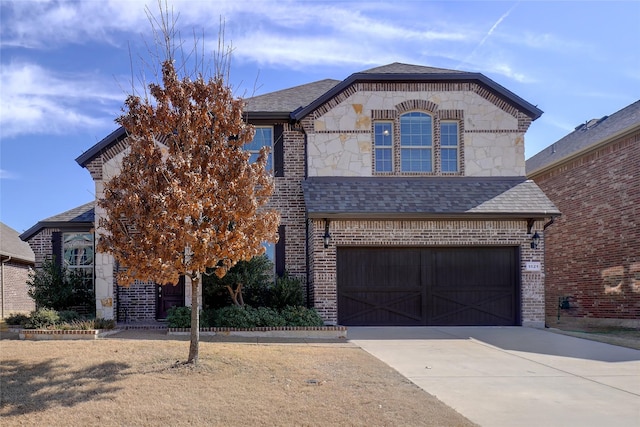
[244,79,341,115]
[302,177,559,219]
[527,100,640,175]
[20,202,95,241]
[361,62,463,74]
[1,222,35,263]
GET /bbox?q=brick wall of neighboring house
[308,218,546,326]
[532,130,640,327]
[1,260,35,317]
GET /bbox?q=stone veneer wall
[308,218,546,327]
[531,130,640,328]
[306,83,530,177]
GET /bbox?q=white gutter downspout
[1,256,11,319]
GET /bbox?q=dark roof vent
[577,115,609,132]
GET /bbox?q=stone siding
[531,130,640,326]
[307,83,528,177]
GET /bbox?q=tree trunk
[187,273,200,364]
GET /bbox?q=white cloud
[0,62,122,138]
[0,169,18,180]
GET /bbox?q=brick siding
[532,130,640,326]
[1,260,35,317]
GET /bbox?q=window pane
[374,122,393,172]
[400,113,432,147]
[262,241,275,263]
[63,232,94,290]
[245,126,273,171]
[63,233,94,268]
[375,147,393,172]
[401,148,432,172]
[374,122,392,146]
[441,148,458,172]
[441,122,458,146]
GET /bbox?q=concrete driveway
[348,326,640,427]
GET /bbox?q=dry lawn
[0,330,475,426]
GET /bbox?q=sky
[1,0,639,234]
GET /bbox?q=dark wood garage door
[337,247,520,326]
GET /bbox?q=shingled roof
[1,222,35,263]
[244,79,340,117]
[527,100,640,175]
[302,177,559,219]
[20,202,95,241]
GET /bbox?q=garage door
[337,247,520,326]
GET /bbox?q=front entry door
[156,276,185,319]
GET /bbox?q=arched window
[400,112,433,172]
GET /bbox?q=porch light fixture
[530,232,540,249]
[323,219,331,248]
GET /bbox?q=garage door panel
[339,289,423,325]
[337,247,519,326]
[338,248,421,287]
[430,290,516,326]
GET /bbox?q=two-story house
[28,63,559,327]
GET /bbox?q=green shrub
[27,258,95,313]
[281,306,324,327]
[166,306,207,328]
[166,306,192,328]
[25,308,60,329]
[254,306,286,327]
[203,255,274,308]
[58,310,82,323]
[213,305,256,328]
[167,305,325,329]
[200,308,218,328]
[269,273,304,310]
[5,313,30,326]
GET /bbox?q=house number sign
[525,262,541,272]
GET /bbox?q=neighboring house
[1,222,35,318]
[527,100,640,328]
[66,62,559,326]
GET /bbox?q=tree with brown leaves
[98,30,279,364]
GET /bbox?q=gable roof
[302,177,560,219]
[527,100,640,176]
[1,222,35,263]
[20,202,95,241]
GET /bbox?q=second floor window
[374,122,393,172]
[245,126,273,171]
[400,112,433,172]
[440,122,459,173]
